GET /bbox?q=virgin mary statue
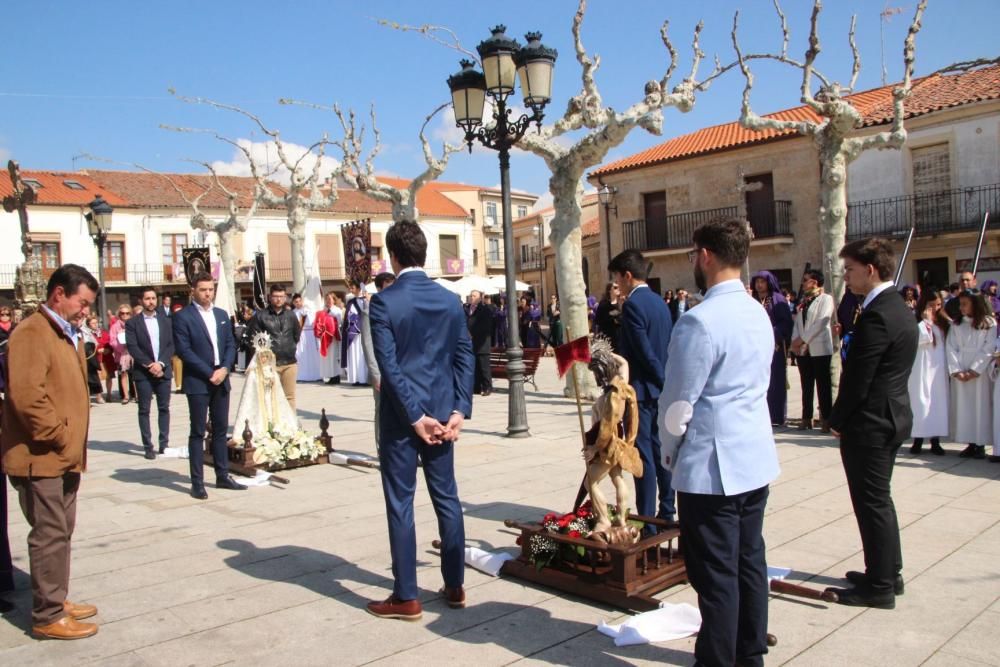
[232,332,299,439]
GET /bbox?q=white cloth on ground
[908,321,950,438]
[597,603,701,646]
[464,547,514,576]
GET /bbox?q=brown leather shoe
[366,595,422,621]
[797,418,813,430]
[820,420,831,434]
[64,600,98,620]
[32,615,98,640]
[440,586,466,609]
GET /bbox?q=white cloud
[0,145,10,165]
[209,138,341,186]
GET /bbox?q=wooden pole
[972,212,990,276]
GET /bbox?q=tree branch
[847,14,861,91]
[372,18,480,64]
[933,56,1000,75]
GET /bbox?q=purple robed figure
[340,296,364,369]
[752,271,793,426]
[519,298,542,348]
[494,297,508,349]
[587,294,598,331]
[980,279,1000,317]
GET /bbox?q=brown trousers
[9,472,80,626]
[276,363,298,413]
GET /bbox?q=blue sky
[2,0,997,208]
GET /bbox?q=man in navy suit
[367,220,474,621]
[609,249,675,526]
[171,272,245,499]
[126,286,175,460]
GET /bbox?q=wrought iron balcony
[485,251,505,268]
[518,247,543,271]
[847,183,1000,240]
[622,200,792,251]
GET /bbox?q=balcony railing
[485,251,505,268]
[622,200,792,251]
[847,183,1000,240]
[518,247,543,271]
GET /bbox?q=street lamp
[447,26,557,438]
[597,183,617,277]
[86,194,113,323]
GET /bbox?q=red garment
[313,310,340,358]
[95,329,117,373]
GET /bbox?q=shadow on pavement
[109,467,192,495]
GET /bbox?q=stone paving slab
[2,358,999,666]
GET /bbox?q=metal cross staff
[2,160,37,262]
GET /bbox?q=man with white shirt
[126,287,175,460]
[826,238,917,609]
[172,272,244,499]
[658,219,779,667]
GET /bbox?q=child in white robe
[947,292,995,459]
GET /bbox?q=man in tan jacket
[1,264,100,640]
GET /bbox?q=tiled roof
[591,65,1000,178]
[84,170,274,210]
[0,170,128,207]
[581,216,600,238]
[374,177,470,218]
[513,193,600,223]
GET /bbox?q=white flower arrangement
[251,422,327,467]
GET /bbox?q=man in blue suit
[172,272,245,499]
[126,286,175,460]
[366,220,474,621]
[659,219,780,667]
[609,249,675,525]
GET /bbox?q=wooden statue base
[501,515,838,613]
[502,515,686,612]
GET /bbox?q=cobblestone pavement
[2,358,998,666]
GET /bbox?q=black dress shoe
[973,445,986,460]
[216,475,247,490]
[959,444,977,458]
[190,486,208,500]
[144,449,156,460]
[825,585,895,609]
[845,570,904,595]
[931,443,946,456]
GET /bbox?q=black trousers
[0,472,13,593]
[840,442,902,594]
[135,376,171,452]
[679,486,770,667]
[186,385,231,487]
[798,354,832,421]
[472,352,492,394]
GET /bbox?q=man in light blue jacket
[658,218,780,667]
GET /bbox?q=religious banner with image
[341,218,372,286]
[182,247,211,286]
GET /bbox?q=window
[63,180,86,190]
[370,246,382,260]
[31,241,60,278]
[517,205,528,219]
[22,178,43,190]
[469,208,477,224]
[315,234,343,279]
[163,233,188,281]
[103,237,126,282]
[520,244,530,263]
[439,234,459,264]
[911,143,951,227]
[643,191,669,249]
[473,249,479,266]
[485,201,498,226]
[266,233,291,282]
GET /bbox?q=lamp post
[597,183,617,277]
[447,26,557,438]
[86,195,113,323]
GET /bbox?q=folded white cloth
[597,603,702,646]
[465,547,514,576]
[158,447,189,459]
[237,470,273,487]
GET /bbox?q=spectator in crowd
[899,285,919,311]
[908,290,950,455]
[466,289,495,397]
[315,292,343,384]
[81,315,104,404]
[494,295,508,349]
[609,248,675,527]
[546,294,564,347]
[3,264,101,639]
[246,284,301,410]
[945,271,977,322]
[947,291,995,459]
[594,282,623,352]
[751,271,794,427]
[109,305,136,405]
[341,282,369,386]
[791,269,834,431]
[980,279,1000,320]
[0,306,15,398]
[519,296,542,348]
[669,288,690,322]
[126,287,175,460]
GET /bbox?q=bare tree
[280,100,463,222]
[386,0,730,396]
[169,92,342,293]
[732,0,928,303]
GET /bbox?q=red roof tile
[375,177,473,218]
[0,170,128,207]
[591,65,1000,178]
[581,216,600,238]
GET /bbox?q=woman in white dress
[908,292,950,455]
[947,292,995,459]
[292,293,322,382]
[316,292,343,384]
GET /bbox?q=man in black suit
[610,249,675,527]
[126,286,175,460]
[466,290,495,397]
[827,238,917,609]
[160,294,172,318]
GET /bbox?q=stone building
[588,65,1000,294]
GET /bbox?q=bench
[490,346,542,390]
